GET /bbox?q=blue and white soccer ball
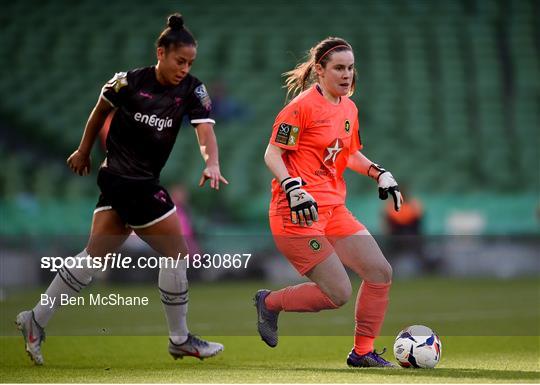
[393,325,442,368]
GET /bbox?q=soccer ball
[393,325,442,368]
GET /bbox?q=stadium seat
[0,0,538,234]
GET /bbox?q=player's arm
[264,143,290,182]
[264,143,318,226]
[67,96,114,176]
[195,123,228,190]
[347,151,403,212]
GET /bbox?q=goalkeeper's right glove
[281,177,319,226]
[367,163,403,212]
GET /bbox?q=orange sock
[354,281,391,355]
[355,336,376,355]
[265,282,339,312]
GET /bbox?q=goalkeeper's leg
[332,229,394,367]
[257,213,352,347]
[256,253,351,347]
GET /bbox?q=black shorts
[95,168,176,228]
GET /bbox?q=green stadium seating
[0,0,538,234]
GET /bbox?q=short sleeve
[349,117,363,153]
[187,83,215,126]
[101,71,130,108]
[270,102,303,150]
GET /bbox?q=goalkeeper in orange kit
[255,37,402,368]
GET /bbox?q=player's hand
[368,163,403,212]
[281,177,319,226]
[378,171,402,211]
[67,149,91,176]
[199,164,229,190]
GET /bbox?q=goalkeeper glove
[367,163,403,212]
[281,177,319,226]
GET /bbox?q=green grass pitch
[1,278,539,383]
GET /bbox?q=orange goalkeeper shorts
[269,205,366,275]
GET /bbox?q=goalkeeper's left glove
[367,163,403,212]
[281,176,319,226]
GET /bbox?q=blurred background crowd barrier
[0,0,538,288]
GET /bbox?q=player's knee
[328,282,352,307]
[159,242,189,260]
[379,261,392,283]
[364,261,392,284]
[177,238,189,257]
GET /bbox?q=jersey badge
[275,123,299,146]
[107,72,128,93]
[345,120,351,133]
[194,84,212,111]
[309,239,322,252]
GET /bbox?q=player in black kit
[16,13,227,365]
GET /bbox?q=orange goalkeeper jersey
[269,84,362,215]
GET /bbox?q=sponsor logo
[323,138,343,165]
[314,168,335,177]
[134,113,173,131]
[312,119,331,124]
[309,239,322,252]
[138,91,153,99]
[154,190,168,203]
[275,123,300,146]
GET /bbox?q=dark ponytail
[156,13,197,50]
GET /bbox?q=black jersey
[100,66,214,179]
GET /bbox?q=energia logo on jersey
[134,113,173,131]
